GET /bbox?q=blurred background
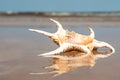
[0,0,120,12]
[0,0,120,21]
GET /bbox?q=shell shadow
[30,49,113,77]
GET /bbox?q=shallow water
[0,22,120,80]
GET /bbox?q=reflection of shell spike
[30,50,113,77]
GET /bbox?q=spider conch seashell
[29,19,115,57]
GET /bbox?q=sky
[0,0,120,12]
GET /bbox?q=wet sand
[0,18,120,80]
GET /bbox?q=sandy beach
[1,16,120,22]
[0,17,120,80]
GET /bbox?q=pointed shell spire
[50,19,64,34]
[29,29,54,37]
[88,27,95,38]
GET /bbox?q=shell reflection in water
[30,49,113,77]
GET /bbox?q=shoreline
[0,16,120,22]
